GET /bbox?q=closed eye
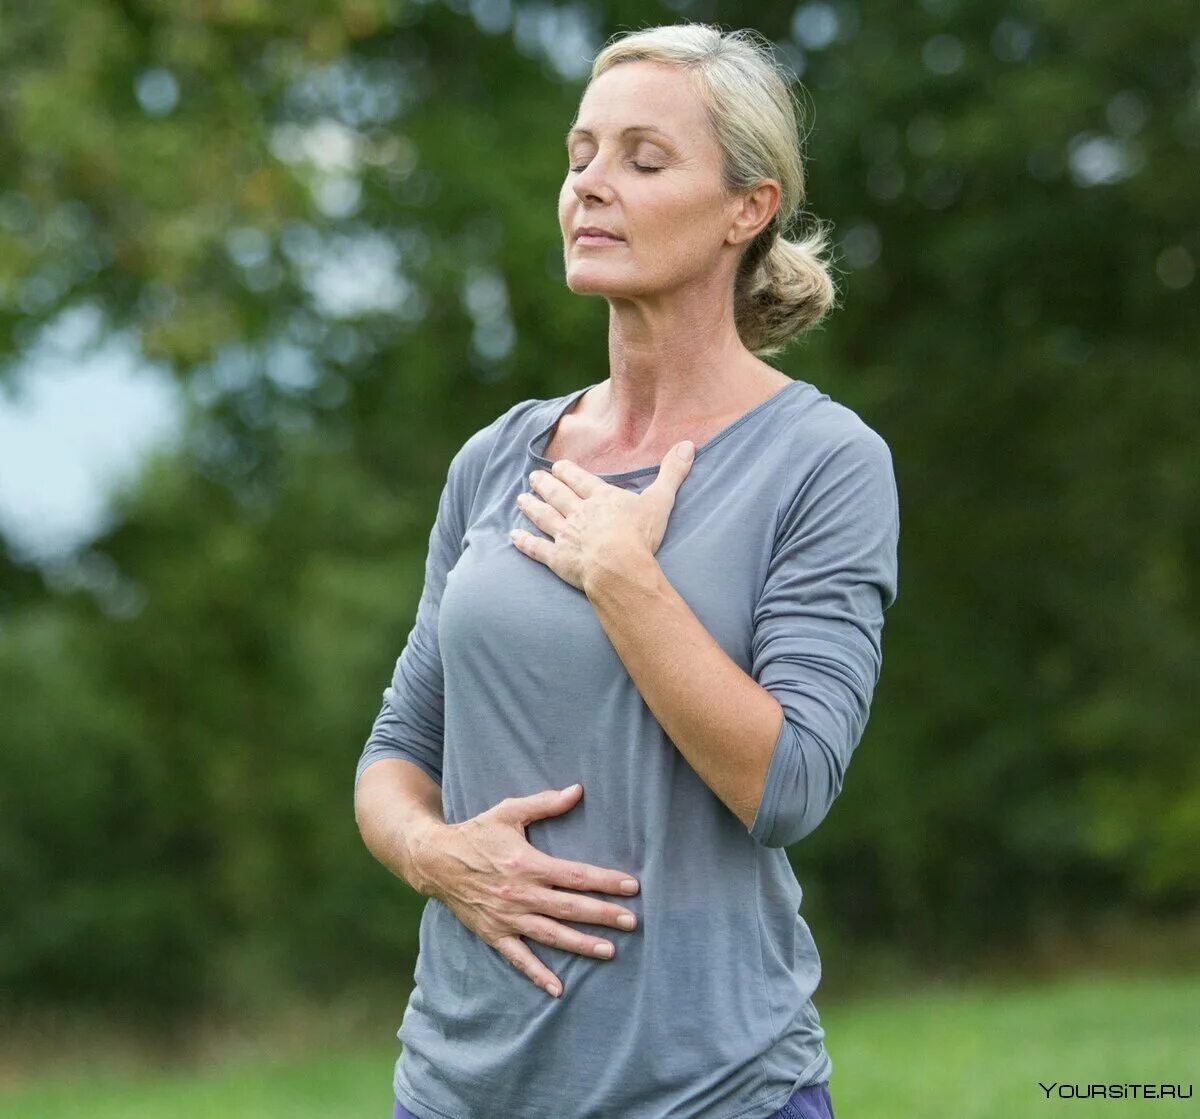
[568,162,663,174]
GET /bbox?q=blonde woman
[355,22,898,1119]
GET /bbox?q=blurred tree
[0,0,1197,1021]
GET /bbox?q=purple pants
[393,1080,835,1118]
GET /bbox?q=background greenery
[1,0,1197,1083]
[3,971,1196,1117]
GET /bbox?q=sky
[0,223,400,570]
[0,306,182,565]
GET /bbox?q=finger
[493,933,564,997]
[516,913,617,960]
[537,853,641,898]
[548,458,602,498]
[509,526,554,564]
[527,469,583,516]
[646,441,695,501]
[501,790,640,896]
[530,886,638,932]
[516,491,568,536]
[503,784,584,825]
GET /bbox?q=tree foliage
[1,0,1197,1019]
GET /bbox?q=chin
[564,265,640,297]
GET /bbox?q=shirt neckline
[526,377,804,483]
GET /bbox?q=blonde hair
[587,23,839,357]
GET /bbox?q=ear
[728,179,781,247]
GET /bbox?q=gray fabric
[356,377,898,1119]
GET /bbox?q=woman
[354,22,899,1119]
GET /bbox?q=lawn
[0,970,1194,1118]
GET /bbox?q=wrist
[404,817,453,899]
[583,546,660,604]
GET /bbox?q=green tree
[1,0,1196,1021]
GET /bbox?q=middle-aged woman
[354,22,899,1119]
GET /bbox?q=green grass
[827,971,1197,1117]
[1,970,1195,1118]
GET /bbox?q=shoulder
[773,381,899,531]
[775,380,895,487]
[767,381,900,604]
[779,379,891,457]
[445,389,576,503]
[449,395,548,476]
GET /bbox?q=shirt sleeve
[748,425,900,847]
[353,431,488,794]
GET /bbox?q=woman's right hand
[417,783,640,998]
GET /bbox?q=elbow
[747,717,848,848]
[751,805,833,849]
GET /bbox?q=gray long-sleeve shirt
[356,376,900,1119]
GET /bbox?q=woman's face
[559,61,743,302]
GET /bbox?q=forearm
[354,758,449,896]
[583,551,784,830]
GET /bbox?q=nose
[572,154,615,205]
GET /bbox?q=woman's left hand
[510,441,696,594]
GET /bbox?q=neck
[598,300,759,441]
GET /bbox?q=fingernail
[545,982,561,997]
[677,441,695,462]
[618,914,636,930]
[594,943,614,958]
[563,783,581,795]
[620,879,639,894]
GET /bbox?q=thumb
[508,783,583,824]
[650,441,695,496]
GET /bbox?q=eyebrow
[566,125,673,142]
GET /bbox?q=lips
[575,227,624,241]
